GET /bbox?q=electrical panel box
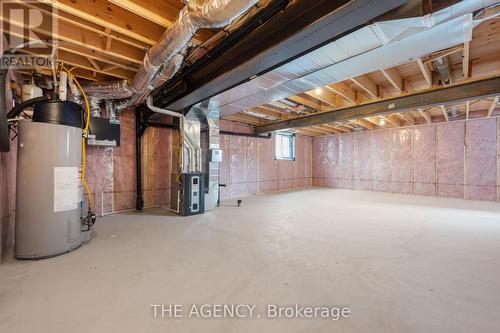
[210,149,223,163]
[179,172,205,216]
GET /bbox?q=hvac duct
[434,57,452,85]
[130,0,259,105]
[82,80,136,100]
[214,0,499,116]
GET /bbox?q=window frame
[274,132,296,161]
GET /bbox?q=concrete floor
[1,188,500,333]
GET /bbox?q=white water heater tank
[15,101,84,259]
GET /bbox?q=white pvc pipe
[146,95,187,172]
[59,71,67,101]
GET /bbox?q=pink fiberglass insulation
[314,118,500,202]
[325,135,340,188]
[313,136,326,186]
[219,133,231,198]
[302,136,313,186]
[230,134,247,197]
[245,137,258,195]
[83,109,172,214]
[437,121,465,198]
[339,135,354,189]
[219,122,313,199]
[258,137,274,193]
[412,124,436,196]
[372,130,391,192]
[391,128,412,194]
[465,118,497,201]
[354,132,372,191]
[293,135,306,188]
[498,118,500,202]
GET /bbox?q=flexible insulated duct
[130,0,260,105]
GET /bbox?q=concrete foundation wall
[219,120,313,199]
[312,118,500,202]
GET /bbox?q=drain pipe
[145,98,200,172]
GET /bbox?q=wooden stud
[381,68,404,93]
[304,89,338,108]
[326,83,356,104]
[418,109,432,124]
[417,57,432,88]
[397,112,415,125]
[351,75,378,99]
[440,105,449,121]
[487,97,499,117]
[462,42,470,80]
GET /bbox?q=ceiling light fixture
[380,118,386,125]
[315,88,322,95]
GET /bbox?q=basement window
[275,132,295,161]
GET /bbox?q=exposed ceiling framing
[2,0,217,82]
[222,17,500,136]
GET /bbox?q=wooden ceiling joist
[418,109,432,124]
[417,57,433,88]
[487,97,499,117]
[304,89,338,108]
[287,94,331,112]
[381,68,404,93]
[381,115,401,126]
[351,75,378,99]
[49,0,165,46]
[440,105,449,121]
[326,83,356,104]
[255,76,500,134]
[0,13,145,64]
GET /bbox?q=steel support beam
[255,76,500,133]
[154,0,408,111]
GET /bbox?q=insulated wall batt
[354,132,372,191]
[219,120,312,199]
[412,125,436,196]
[391,128,412,194]
[465,118,497,201]
[339,135,354,189]
[372,130,391,192]
[325,135,340,187]
[313,136,326,186]
[314,118,500,202]
[437,122,465,198]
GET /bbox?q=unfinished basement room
[1,0,500,332]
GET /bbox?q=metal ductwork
[73,0,259,109]
[130,0,260,105]
[82,80,136,101]
[434,57,452,85]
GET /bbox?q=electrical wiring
[61,64,94,209]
